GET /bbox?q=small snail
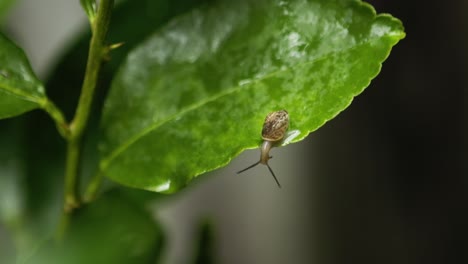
[237,110,289,188]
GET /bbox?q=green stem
[71,0,113,138]
[83,171,104,203]
[62,0,114,213]
[64,140,80,210]
[42,98,70,139]
[56,208,71,241]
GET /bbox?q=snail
[237,110,289,188]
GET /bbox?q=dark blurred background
[1,0,466,264]
[310,0,468,263]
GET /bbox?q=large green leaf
[45,0,210,195]
[100,0,405,192]
[0,33,47,119]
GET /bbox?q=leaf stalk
[42,98,70,139]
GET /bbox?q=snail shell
[260,110,289,165]
[262,110,289,141]
[237,110,289,188]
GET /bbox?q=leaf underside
[100,0,405,192]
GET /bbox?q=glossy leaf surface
[100,0,405,192]
[0,33,46,119]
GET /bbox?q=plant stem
[62,0,114,212]
[71,0,113,138]
[42,98,70,139]
[83,171,103,203]
[64,140,80,210]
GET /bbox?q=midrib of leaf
[100,33,402,171]
[0,82,46,106]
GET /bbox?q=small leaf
[80,0,96,24]
[0,33,47,119]
[100,0,405,192]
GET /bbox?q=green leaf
[0,33,47,119]
[46,0,210,120]
[100,0,405,192]
[44,0,211,196]
[27,190,164,264]
[0,0,15,21]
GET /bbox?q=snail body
[237,110,289,188]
